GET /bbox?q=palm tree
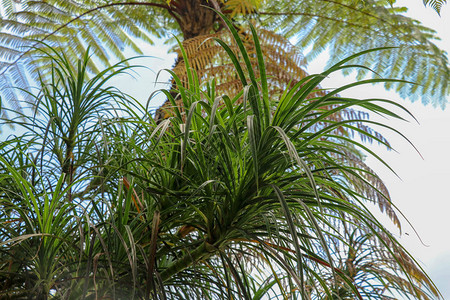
[0,23,441,298]
[0,0,448,117]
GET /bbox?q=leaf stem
[160,241,217,282]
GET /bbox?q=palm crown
[0,16,442,297]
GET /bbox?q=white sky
[110,1,450,297]
[333,2,450,297]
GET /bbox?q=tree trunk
[154,0,219,122]
[176,0,218,39]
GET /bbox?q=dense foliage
[0,0,448,117]
[0,24,440,298]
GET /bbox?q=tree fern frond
[0,1,169,112]
[224,0,260,17]
[0,45,22,61]
[0,68,23,113]
[20,3,73,22]
[0,0,20,18]
[1,18,48,35]
[80,25,112,65]
[171,28,309,98]
[0,32,32,50]
[423,0,447,14]
[260,0,449,107]
[0,0,448,113]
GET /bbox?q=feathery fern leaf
[259,0,449,108]
[423,0,447,13]
[0,0,448,115]
[0,0,162,117]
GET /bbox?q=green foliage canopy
[0,25,441,298]
[0,0,448,116]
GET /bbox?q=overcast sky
[344,2,450,297]
[108,1,450,297]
